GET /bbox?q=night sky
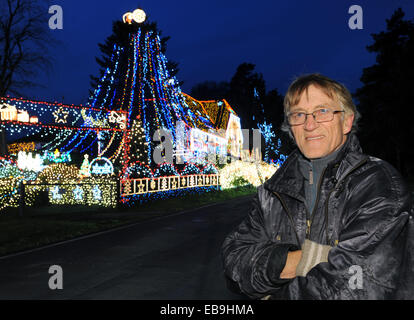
[21,0,414,107]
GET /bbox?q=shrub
[230,176,250,187]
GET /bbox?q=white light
[17,151,45,172]
[51,186,62,200]
[92,185,102,200]
[73,185,84,201]
[89,157,114,175]
[108,111,126,129]
[52,106,69,124]
[132,9,146,23]
[123,9,146,24]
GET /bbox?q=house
[182,93,243,160]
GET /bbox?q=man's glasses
[287,108,345,126]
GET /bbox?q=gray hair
[281,73,361,138]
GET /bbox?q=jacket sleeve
[277,164,413,300]
[221,188,299,299]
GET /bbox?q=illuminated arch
[89,157,114,175]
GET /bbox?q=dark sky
[21,0,414,106]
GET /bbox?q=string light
[0,23,257,212]
[219,160,278,189]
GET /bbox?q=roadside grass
[0,185,256,257]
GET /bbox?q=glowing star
[53,107,69,124]
[171,180,177,189]
[137,182,145,193]
[51,186,62,200]
[73,185,84,201]
[92,185,102,200]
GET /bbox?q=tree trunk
[0,128,8,157]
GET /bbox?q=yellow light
[219,160,278,189]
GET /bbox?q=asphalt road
[0,195,254,300]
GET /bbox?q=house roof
[182,93,240,138]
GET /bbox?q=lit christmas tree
[87,9,218,173]
[128,118,148,164]
[79,154,91,178]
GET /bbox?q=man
[221,74,414,299]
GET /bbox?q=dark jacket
[222,134,414,299]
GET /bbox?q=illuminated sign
[89,157,114,175]
[108,111,126,130]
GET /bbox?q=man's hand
[280,250,302,279]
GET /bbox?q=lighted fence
[0,173,222,212]
[120,174,220,197]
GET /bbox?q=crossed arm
[280,250,302,279]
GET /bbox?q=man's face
[289,85,354,159]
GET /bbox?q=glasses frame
[287,108,345,126]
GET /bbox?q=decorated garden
[0,9,284,215]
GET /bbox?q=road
[0,195,254,300]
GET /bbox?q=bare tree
[0,0,53,97]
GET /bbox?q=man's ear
[343,113,354,135]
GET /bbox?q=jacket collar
[264,133,368,198]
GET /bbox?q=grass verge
[0,185,256,257]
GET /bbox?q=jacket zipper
[324,158,369,244]
[307,166,328,238]
[272,191,301,246]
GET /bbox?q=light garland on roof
[0,22,252,212]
